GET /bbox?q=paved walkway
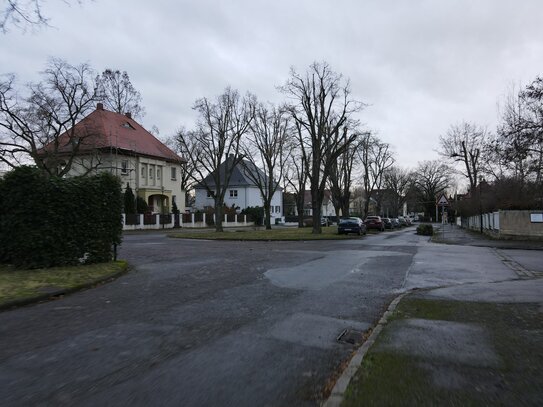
[329,224,543,406]
[432,223,543,250]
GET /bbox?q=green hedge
[416,223,434,236]
[0,166,123,269]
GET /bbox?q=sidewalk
[432,222,543,250]
[326,224,543,406]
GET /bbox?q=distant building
[194,156,283,219]
[40,103,186,213]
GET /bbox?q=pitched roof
[195,156,276,189]
[41,104,184,163]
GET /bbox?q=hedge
[0,166,123,269]
[416,223,434,236]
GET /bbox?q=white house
[40,103,186,213]
[194,157,283,219]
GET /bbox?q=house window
[229,190,238,198]
[149,167,154,179]
[207,191,214,198]
[275,206,280,213]
[271,206,274,213]
[171,167,177,180]
[157,168,161,180]
[141,166,145,177]
[121,160,128,175]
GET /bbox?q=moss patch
[342,297,543,406]
[0,261,127,307]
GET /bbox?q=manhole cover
[336,329,364,345]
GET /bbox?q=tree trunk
[311,188,322,234]
[214,201,223,232]
[264,202,272,230]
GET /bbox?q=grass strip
[342,297,543,406]
[170,226,379,241]
[0,261,128,308]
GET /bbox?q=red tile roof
[42,104,184,163]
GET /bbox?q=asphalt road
[0,226,495,406]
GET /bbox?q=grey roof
[195,157,273,189]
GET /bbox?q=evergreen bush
[416,223,434,236]
[0,166,122,268]
[241,206,264,226]
[123,183,136,214]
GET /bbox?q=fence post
[235,214,238,225]
[191,213,195,226]
[155,214,160,229]
[122,214,126,230]
[203,213,206,226]
[244,214,247,224]
[139,214,144,230]
[224,214,227,225]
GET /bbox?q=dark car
[382,217,393,229]
[338,217,367,235]
[398,216,408,227]
[364,215,385,231]
[391,218,400,228]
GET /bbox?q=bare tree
[439,122,488,192]
[95,69,145,119]
[328,127,363,218]
[170,127,202,208]
[358,133,395,217]
[497,78,543,184]
[283,142,308,228]
[241,103,289,229]
[1,0,83,33]
[177,87,255,232]
[383,166,413,217]
[281,62,362,234]
[412,160,452,218]
[0,58,99,176]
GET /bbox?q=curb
[322,292,409,407]
[0,262,129,312]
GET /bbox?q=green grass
[342,297,543,406]
[0,261,128,307]
[170,226,371,241]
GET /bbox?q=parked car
[391,218,400,228]
[338,217,367,235]
[364,215,385,231]
[398,216,408,227]
[382,217,393,229]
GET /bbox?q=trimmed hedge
[0,166,122,269]
[416,223,434,236]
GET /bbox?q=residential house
[290,190,337,218]
[41,103,186,213]
[194,157,283,219]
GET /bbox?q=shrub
[241,206,264,226]
[136,196,149,214]
[416,223,434,236]
[123,183,136,214]
[0,166,122,268]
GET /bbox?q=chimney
[97,102,104,110]
[125,112,132,119]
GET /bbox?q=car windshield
[339,218,357,224]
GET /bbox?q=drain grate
[336,328,364,345]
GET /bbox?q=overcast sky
[2,0,543,170]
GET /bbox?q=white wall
[195,186,283,217]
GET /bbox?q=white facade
[195,186,283,218]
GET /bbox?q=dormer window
[121,122,135,130]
